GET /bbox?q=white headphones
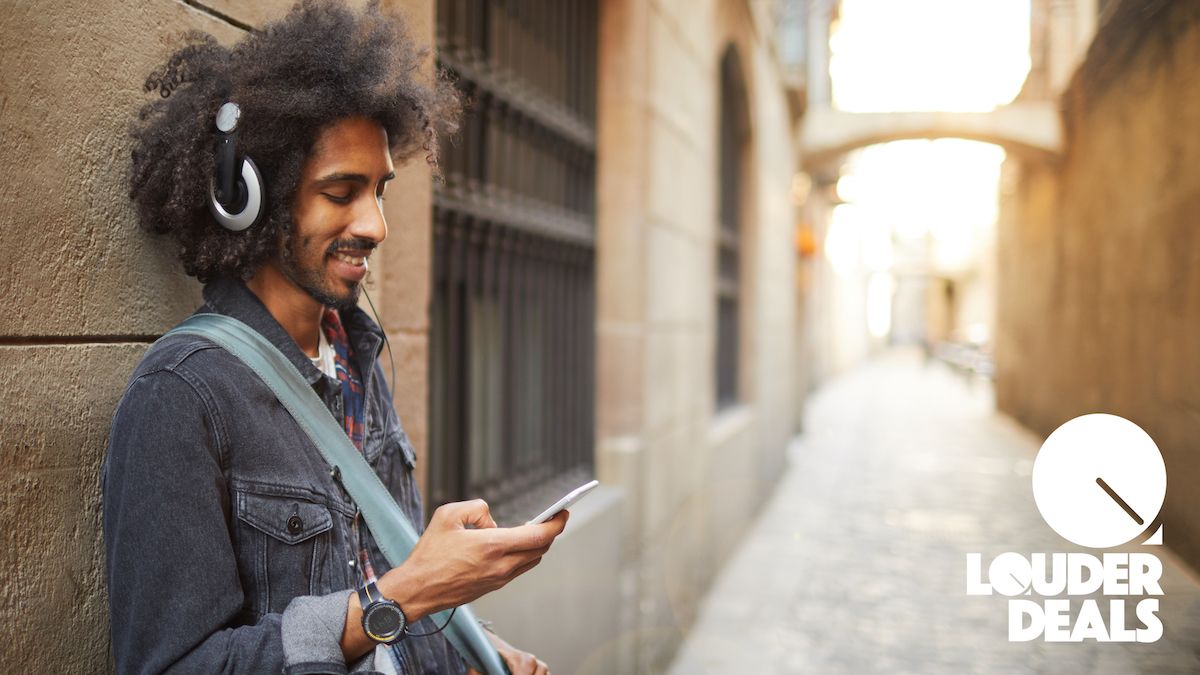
[207,102,265,232]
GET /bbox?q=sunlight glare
[830,0,1031,113]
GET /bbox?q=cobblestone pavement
[667,350,1200,674]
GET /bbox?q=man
[104,2,562,673]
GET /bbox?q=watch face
[1032,413,1166,549]
[365,602,405,642]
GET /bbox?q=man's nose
[349,197,388,244]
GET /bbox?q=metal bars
[430,0,597,513]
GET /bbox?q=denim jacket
[102,277,468,675]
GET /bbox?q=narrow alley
[7,1,1200,672]
[669,351,1200,674]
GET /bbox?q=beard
[278,232,371,311]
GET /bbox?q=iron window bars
[429,0,598,516]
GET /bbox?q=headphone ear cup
[208,156,264,232]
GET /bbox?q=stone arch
[800,105,1062,169]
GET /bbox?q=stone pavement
[667,350,1200,674]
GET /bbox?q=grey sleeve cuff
[281,589,355,674]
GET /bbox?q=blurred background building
[794,0,1200,576]
[4,0,1200,672]
[995,0,1200,573]
[427,1,801,672]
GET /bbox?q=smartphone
[525,480,600,525]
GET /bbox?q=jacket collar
[199,276,386,388]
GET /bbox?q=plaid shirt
[322,309,368,454]
[323,309,410,673]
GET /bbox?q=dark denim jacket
[102,278,467,675]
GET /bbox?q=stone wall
[0,0,433,669]
[995,2,1200,568]
[596,0,799,671]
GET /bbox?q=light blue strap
[162,313,508,675]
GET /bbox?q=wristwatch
[358,580,408,644]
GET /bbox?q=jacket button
[287,515,304,535]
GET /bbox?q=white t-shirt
[310,328,337,379]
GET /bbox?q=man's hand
[467,629,550,675]
[382,500,568,622]
[342,501,567,661]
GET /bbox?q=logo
[966,414,1166,643]
[1033,413,1166,548]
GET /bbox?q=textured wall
[595,0,799,671]
[995,2,1200,569]
[1,3,236,668]
[0,0,432,670]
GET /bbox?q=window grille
[429,0,598,515]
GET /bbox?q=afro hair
[129,0,460,282]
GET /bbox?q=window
[430,0,598,516]
[716,46,749,410]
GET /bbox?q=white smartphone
[525,480,600,525]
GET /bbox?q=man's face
[282,116,395,309]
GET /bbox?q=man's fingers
[504,510,569,551]
[497,645,534,675]
[437,499,497,529]
[462,499,498,529]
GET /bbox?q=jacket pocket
[392,429,418,470]
[234,489,334,616]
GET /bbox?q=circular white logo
[1032,414,1166,549]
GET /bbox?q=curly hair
[129,0,460,282]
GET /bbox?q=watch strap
[358,579,383,610]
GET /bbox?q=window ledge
[708,402,755,447]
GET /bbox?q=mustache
[326,238,378,255]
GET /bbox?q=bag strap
[162,313,508,675]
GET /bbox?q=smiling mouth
[331,251,368,267]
